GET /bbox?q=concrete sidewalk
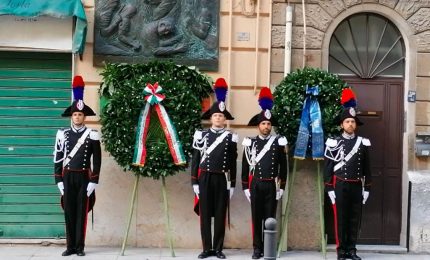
[0,244,429,260]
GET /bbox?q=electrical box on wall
[408,90,416,102]
[416,132,430,156]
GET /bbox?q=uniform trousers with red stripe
[332,179,362,253]
[63,170,90,252]
[250,178,277,251]
[198,171,229,252]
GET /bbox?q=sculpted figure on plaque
[97,0,141,51]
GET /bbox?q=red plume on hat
[72,75,85,87]
[338,87,362,125]
[72,75,85,101]
[258,87,274,111]
[248,87,277,126]
[214,78,228,102]
[340,88,357,108]
[201,77,234,120]
[61,75,96,117]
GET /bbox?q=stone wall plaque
[94,0,219,71]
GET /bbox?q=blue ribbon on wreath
[294,85,324,160]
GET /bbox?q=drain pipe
[227,0,233,129]
[267,0,273,89]
[301,0,306,68]
[284,5,293,77]
[72,53,77,104]
[267,0,273,88]
[280,3,293,253]
[253,0,261,94]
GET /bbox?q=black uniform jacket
[241,135,288,190]
[191,128,238,187]
[324,135,372,192]
[53,126,102,184]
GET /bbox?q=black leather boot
[198,251,211,259]
[215,251,226,259]
[61,249,76,256]
[337,249,347,260]
[347,250,362,260]
[252,248,262,259]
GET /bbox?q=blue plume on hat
[258,87,273,110]
[343,99,356,108]
[214,78,228,102]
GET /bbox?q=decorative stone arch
[321,3,416,247]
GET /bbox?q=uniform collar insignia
[342,132,356,139]
[210,127,226,134]
[258,134,272,140]
[71,125,87,133]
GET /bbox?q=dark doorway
[326,12,405,245]
[325,77,404,244]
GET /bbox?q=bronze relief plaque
[94,0,219,71]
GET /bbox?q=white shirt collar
[210,127,225,134]
[258,134,272,140]
[342,132,355,139]
[71,124,86,133]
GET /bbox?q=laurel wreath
[273,67,347,149]
[99,61,213,178]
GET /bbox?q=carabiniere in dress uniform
[241,87,287,259]
[191,78,237,259]
[53,76,102,257]
[324,88,371,260]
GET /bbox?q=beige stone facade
[79,0,274,250]
[271,0,430,252]
[3,0,430,252]
[75,0,430,252]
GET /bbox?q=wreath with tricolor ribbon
[100,61,213,178]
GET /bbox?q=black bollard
[264,218,277,260]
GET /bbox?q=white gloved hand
[363,191,370,204]
[244,189,251,203]
[229,187,234,199]
[86,182,97,197]
[57,182,64,195]
[276,189,284,200]
[328,191,336,205]
[193,184,199,199]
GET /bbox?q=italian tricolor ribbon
[132,82,186,166]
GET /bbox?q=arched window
[329,13,405,78]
